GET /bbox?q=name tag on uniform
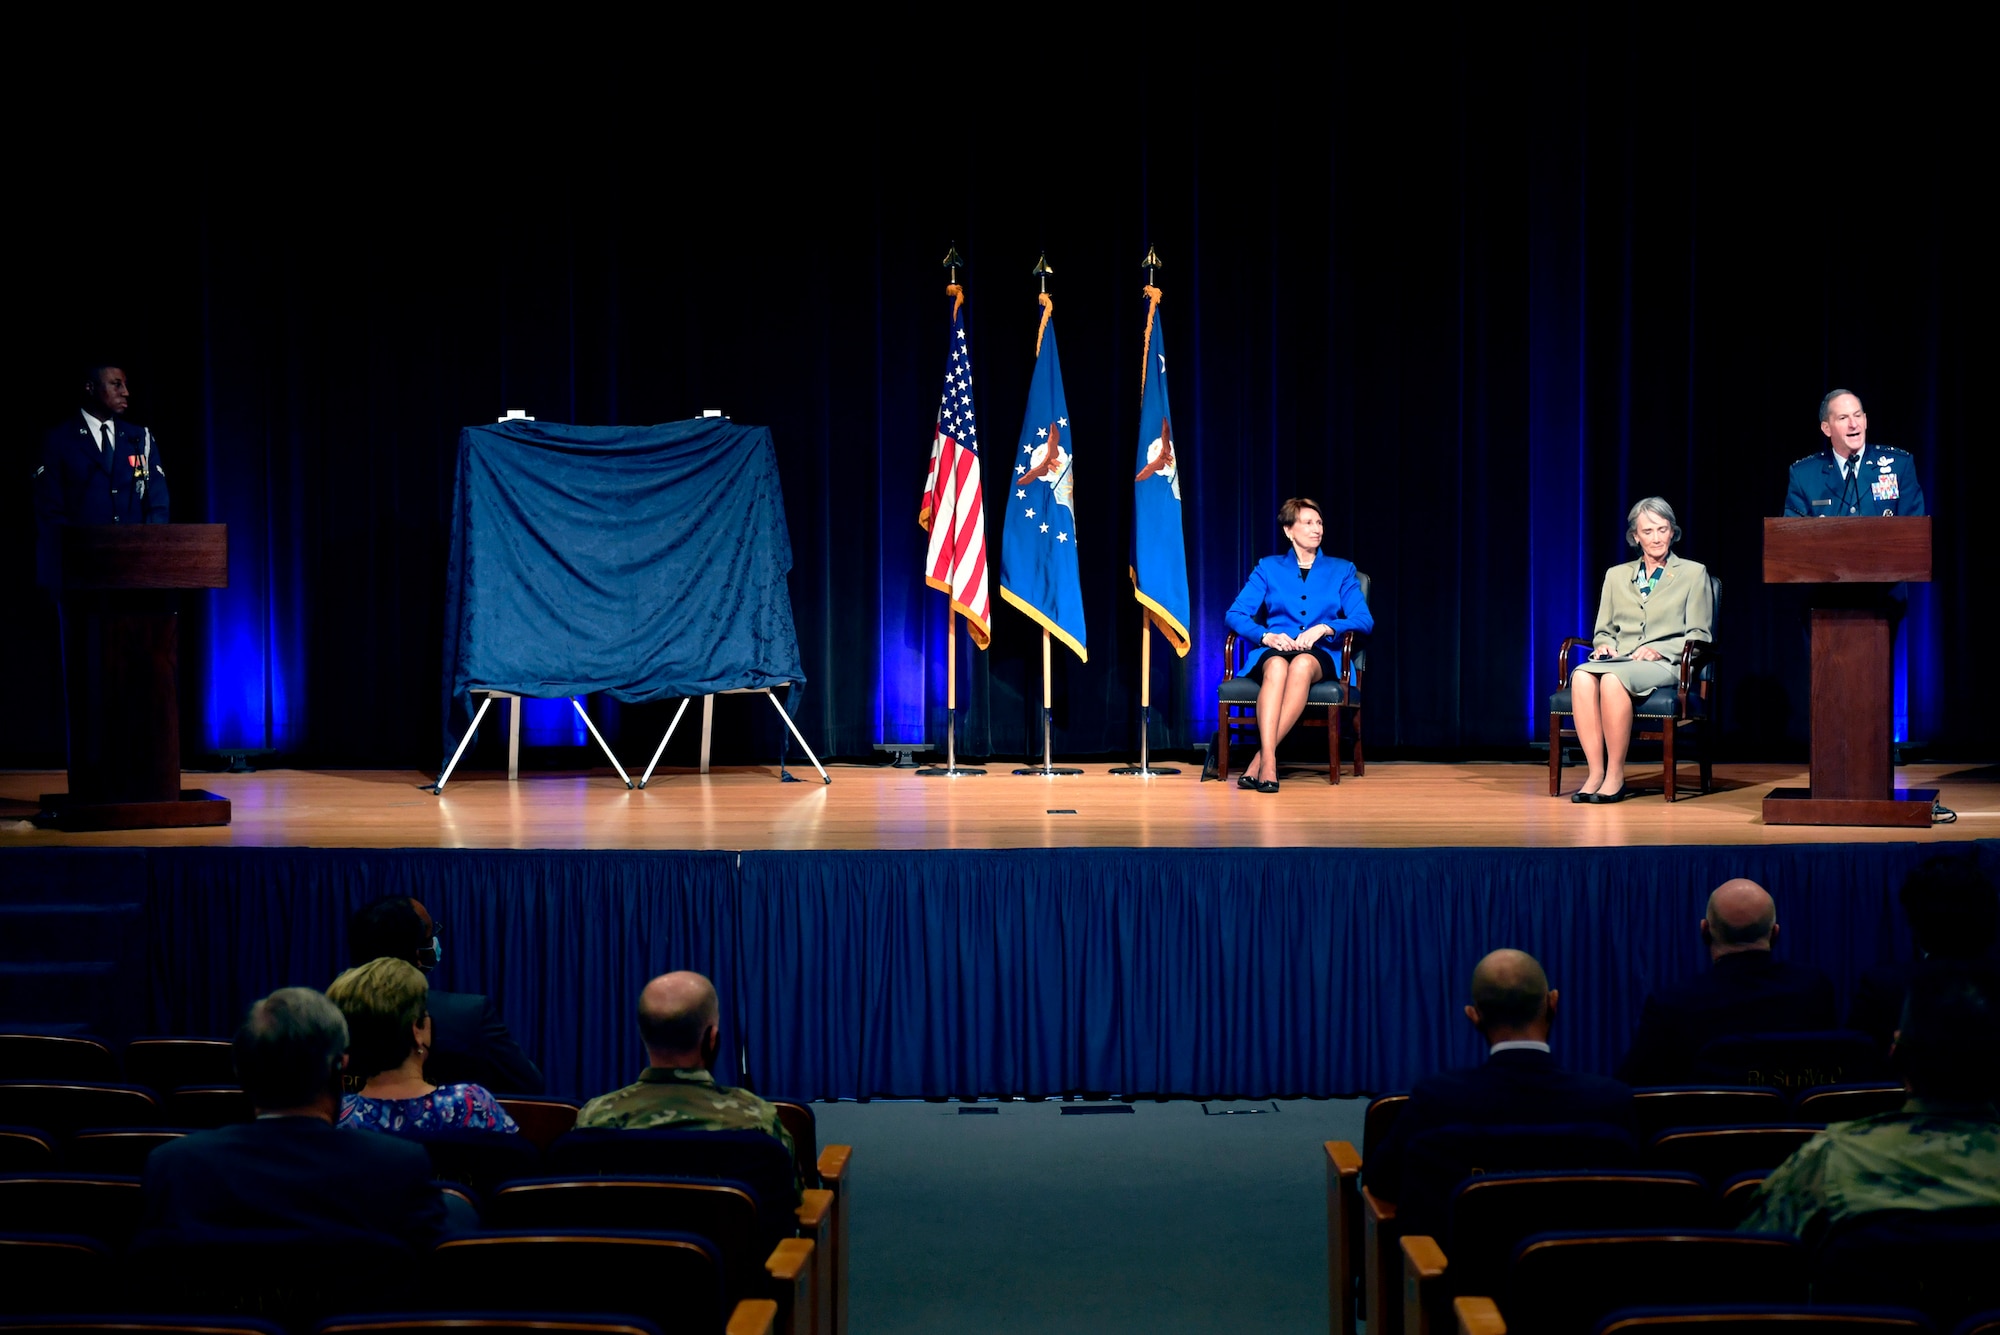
[1812,499,1833,507]
[1872,476,1900,501]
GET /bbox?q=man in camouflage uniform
[576,971,797,1198]
[1740,962,2000,1244]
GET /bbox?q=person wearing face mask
[1784,389,1926,518]
[576,972,797,1186]
[1222,496,1374,793]
[347,896,545,1094]
[326,958,518,1136]
[1564,497,1714,804]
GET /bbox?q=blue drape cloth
[7,840,1993,1102]
[440,418,805,761]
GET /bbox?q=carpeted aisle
[815,1097,1368,1334]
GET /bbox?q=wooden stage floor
[3,761,1993,851]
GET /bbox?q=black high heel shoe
[1588,786,1632,804]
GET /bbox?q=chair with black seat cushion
[1811,1208,2000,1326]
[0,1234,115,1314]
[493,1099,579,1153]
[0,1084,161,1137]
[1363,1094,1409,1162]
[1630,1087,1789,1140]
[489,1177,765,1308]
[1591,1305,1936,1335]
[316,1316,665,1335]
[0,1037,120,1085]
[1793,1082,1909,1123]
[0,1322,286,1335]
[0,1126,57,1171]
[768,1102,818,1191]
[412,1130,542,1199]
[1440,1171,1716,1306]
[122,1039,235,1097]
[1548,575,1720,802]
[1218,571,1370,785]
[428,1232,729,1335]
[1503,1230,1806,1335]
[1954,1311,2000,1335]
[1694,1031,1891,1093]
[546,1129,799,1246]
[1716,1170,1769,1225]
[1398,1123,1641,1242]
[128,1236,417,1326]
[1646,1125,1824,1181]
[64,1129,186,1174]
[162,1086,254,1130]
[0,1175,145,1249]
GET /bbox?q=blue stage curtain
[143,849,739,1099]
[736,842,2000,1100]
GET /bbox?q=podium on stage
[1762,516,1932,827]
[42,524,231,831]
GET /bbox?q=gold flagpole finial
[1140,245,1164,286]
[942,244,966,284]
[1032,253,1054,294]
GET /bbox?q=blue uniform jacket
[34,413,171,584]
[1783,445,1924,517]
[1225,552,1373,676]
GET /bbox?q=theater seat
[1715,1171,1769,1225]
[493,1099,579,1152]
[0,1234,114,1314]
[1792,1082,1908,1123]
[1629,1087,1788,1140]
[317,1316,663,1335]
[1811,1208,2000,1325]
[428,1231,739,1335]
[1591,1306,1935,1335]
[0,1126,57,1171]
[0,1320,282,1335]
[1440,1171,1716,1303]
[0,1084,161,1137]
[0,1175,145,1249]
[1693,1031,1889,1092]
[65,1128,186,1174]
[122,1039,235,1097]
[163,1086,253,1130]
[1502,1231,1807,1335]
[488,1177,766,1305]
[0,1037,119,1085]
[413,1129,542,1198]
[129,1236,418,1324]
[1646,1125,1823,1181]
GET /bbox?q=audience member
[349,895,545,1093]
[1616,878,1836,1085]
[327,957,518,1136]
[137,987,448,1251]
[1740,961,2000,1244]
[1365,949,1634,1205]
[577,971,797,1188]
[1849,855,2000,1049]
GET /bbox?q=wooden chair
[1324,1138,1405,1335]
[1792,1082,1908,1123]
[122,1038,234,1096]
[1218,571,1370,785]
[494,1098,579,1152]
[1629,1087,1788,1140]
[65,1128,186,1174]
[0,1084,160,1138]
[1548,576,1720,802]
[1693,1031,1889,1093]
[0,1037,119,1084]
[1645,1125,1824,1182]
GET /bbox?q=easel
[433,690,633,794]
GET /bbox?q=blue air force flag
[998,295,1088,661]
[1129,288,1191,655]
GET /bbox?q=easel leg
[571,696,634,789]
[766,688,831,784]
[433,694,496,794]
[638,697,694,789]
[700,695,715,775]
[508,697,521,782]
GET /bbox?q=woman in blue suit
[1225,497,1374,792]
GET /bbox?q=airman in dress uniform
[1783,389,1926,518]
[575,971,797,1198]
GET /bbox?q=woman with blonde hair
[327,956,519,1135]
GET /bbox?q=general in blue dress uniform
[32,364,171,583]
[1783,389,1924,517]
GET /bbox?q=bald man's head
[1704,879,1778,955]
[637,971,721,1068]
[1465,949,1556,1039]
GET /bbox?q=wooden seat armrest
[1362,1187,1402,1335]
[818,1144,851,1189]
[1223,630,1241,680]
[1454,1297,1505,1335]
[816,1145,851,1335]
[728,1300,779,1335]
[765,1237,817,1335]
[1557,636,1594,687]
[797,1187,834,1232]
[1402,1235,1450,1335]
[1327,1142,1364,1335]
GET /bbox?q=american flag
[918,284,991,647]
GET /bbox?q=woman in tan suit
[1570,497,1713,803]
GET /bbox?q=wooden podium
[1762,516,1933,827]
[42,524,231,831]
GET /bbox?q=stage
[4,762,1994,1104]
[2,761,1993,850]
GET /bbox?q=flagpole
[917,246,986,778]
[1113,246,1181,778]
[1015,254,1082,778]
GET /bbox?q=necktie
[100,422,115,456]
